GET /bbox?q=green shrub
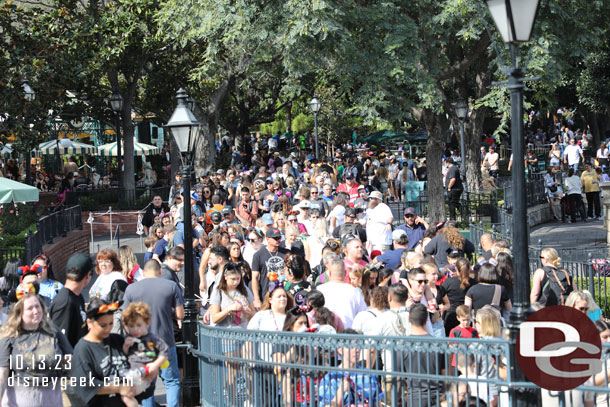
[0,204,37,235]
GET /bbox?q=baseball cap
[266,228,282,239]
[404,207,416,216]
[200,170,209,177]
[448,248,465,259]
[222,206,233,215]
[216,169,225,175]
[299,201,311,209]
[345,207,357,218]
[210,211,222,223]
[357,184,366,191]
[392,229,407,241]
[369,191,383,200]
[262,213,274,225]
[190,192,199,201]
[344,173,354,179]
[66,253,94,280]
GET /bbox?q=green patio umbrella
[0,178,39,204]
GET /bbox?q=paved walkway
[530,218,607,249]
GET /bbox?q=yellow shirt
[581,170,600,193]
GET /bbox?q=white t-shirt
[484,152,499,170]
[463,374,498,405]
[564,144,582,165]
[329,205,346,227]
[352,308,385,336]
[89,271,127,300]
[317,282,367,329]
[247,309,286,332]
[365,202,393,245]
[268,138,278,149]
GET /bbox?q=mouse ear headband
[18,265,42,282]
[86,301,122,319]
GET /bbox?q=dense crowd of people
[0,134,609,407]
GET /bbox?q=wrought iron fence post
[24,229,33,265]
[537,239,543,269]
[588,252,595,295]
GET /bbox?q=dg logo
[517,306,603,391]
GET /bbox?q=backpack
[539,266,573,306]
[390,308,411,336]
[338,222,358,240]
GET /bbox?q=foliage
[0,204,37,236]
[260,121,284,136]
[576,48,610,114]
[291,113,313,134]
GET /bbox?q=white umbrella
[97,139,160,157]
[37,139,97,155]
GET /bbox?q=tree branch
[436,36,491,81]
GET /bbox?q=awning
[1,144,13,156]
[0,178,39,203]
[97,139,160,157]
[36,140,97,155]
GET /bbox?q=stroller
[560,194,587,223]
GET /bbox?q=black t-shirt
[423,234,475,267]
[0,328,73,379]
[142,203,169,228]
[441,277,478,312]
[332,222,367,243]
[465,283,509,311]
[444,164,463,191]
[251,247,290,299]
[49,287,87,348]
[69,334,130,407]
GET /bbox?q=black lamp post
[22,79,35,185]
[166,88,200,407]
[454,97,469,192]
[309,96,321,160]
[109,93,123,194]
[486,1,539,406]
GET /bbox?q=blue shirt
[153,239,169,262]
[143,251,153,264]
[376,248,405,270]
[318,368,383,406]
[396,223,426,249]
[39,279,63,302]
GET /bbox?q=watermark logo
[517,306,602,391]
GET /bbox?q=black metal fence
[67,185,171,211]
[24,205,83,265]
[405,190,500,225]
[502,178,547,212]
[0,248,25,270]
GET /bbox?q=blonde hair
[422,263,440,280]
[565,290,595,312]
[491,246,512,258]
[118,245,139,280]
[476,307,501,338]
[541,248,561,267]
[349,265,364,278]
[0,294,56,339]
[313,218,329,242]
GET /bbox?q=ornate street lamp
[309,96,321,160]
[486,1,539,406]
[108,93,123,193]
[22,79,35,102]
[165,88,200,407]
[454,97,469,191]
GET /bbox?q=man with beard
[200,246,230,305]
[251,228,290,310]
[395,207,428,249]
[142,194,169,235]
[365,191,393,252]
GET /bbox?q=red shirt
[337,182,360,202]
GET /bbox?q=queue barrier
[195,323,610,407]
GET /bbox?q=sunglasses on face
[270,236,282,241]
[412,279,428,285]
[248,238,258,243]
[288,218,298,222]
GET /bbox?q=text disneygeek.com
[8,374,134,390]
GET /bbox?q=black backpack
[539,266,573,306]
[338,222,358,240]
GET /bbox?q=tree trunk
[422,109,448,222]
[285,102,292,133]
[192,78,232,174]
[122,101,135,201]
[465,63,491,193]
